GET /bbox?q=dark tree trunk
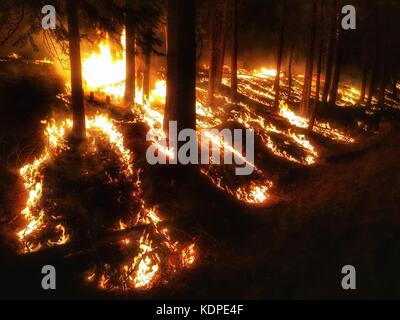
[366,7,380,109]
[230,0,238,104]
[287,43,294,101]
[357,28,370,106]
[164,0,196,133]
[124,7,136,106]
[309,1,324,130]
[392,70,398,99]
[377,3,388,109]
[377,41,387,108]
[328,27,342,106]
[207,0,228,106]
[321,0,337,105]
[377,60,386,108]
[143,50,151,102]
[207,1,218,106]
[366,48,379,108]
[299,0,317,116]
[358,54,369,106]
[273,0,287,112]
[215,0,229,86]
[67,0,85,140]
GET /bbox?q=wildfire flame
[17,113,196,290]
[79,30,357,206]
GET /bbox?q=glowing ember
[235,182,272,204]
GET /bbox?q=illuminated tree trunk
[273,0,287,112]
[287,43,294,101]
[366,49,379,109]
[328,28,342,106]
[109,26,122,61]
[322,1,337,105]
[299,0,316,116]
[124,7,136,106]
[358,55,369,106]
[67,0,85,140]
[164,0,196,133]
[230,0,238,104]
[143,50,151,102]
[309,2,324,130]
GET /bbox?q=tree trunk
[358,55,369,106]
[366,7,380,109]
[207,0,228,106]
[321,0,337,105]
[207,1,218,107]
[273,0,287,112]
[377,41,387,108]
[164,0,196,134]
[366,48,379,109]
[328,27,342,106]
[377,58,386,108]
[230,0,238,104]
[392,70,398,99]
[143,50,151,103]
[67,0,85,141]
[309,1,324,130]
[287,43,294,101]
[299,0,317,116]
[124,7,136,106]
[215,0,229,86]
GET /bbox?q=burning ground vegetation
[2,35,399,294]
[12,112,197,291]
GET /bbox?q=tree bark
[230,0,238,104]
[207,0,228,106]
[392,70,398,99]
[328,26,342,106]
[143,50,151,103]
[309,1,324,130]
[366,7,380,109]
[366,47,379,109]
[216,0,229,86]
[299,0,317,116]
[164,0,196,134]
[124,7,136,106]
[321,0,337,105]
[287,43,294,101]
[377,40,387,108]
[358,54,369,106]
[67,0,85,141]
[273,0,287,112]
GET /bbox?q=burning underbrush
[15,114,196,291]
[74,31,370,208]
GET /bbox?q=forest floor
[0,62,400,299]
